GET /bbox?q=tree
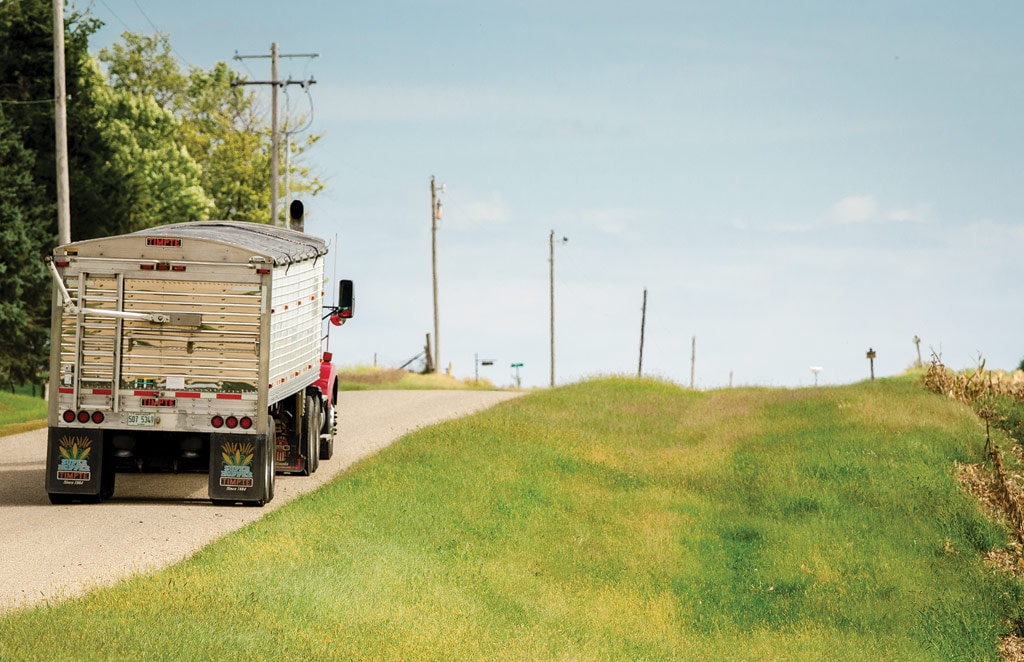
[0,0,101,389]
[0,109,53,391]
[0,8,327,387]
[92,58,214,232]
[99,32,325,224]
[181,60,273,223]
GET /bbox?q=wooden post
[431,177,440,373]
[866,348,876,382]
[690,335,696,389]
[637,288,647,377]
[549,230,554,387]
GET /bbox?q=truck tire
[319,403,335,461]
[255,416,276,507]
[266,417,276,503]
[101,442,116,500]
[302,395,320,476]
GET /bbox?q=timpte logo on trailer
[56,435,93,484]
[146,237,182,247]
[219,442,255,489]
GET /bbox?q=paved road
[0,390,522,612]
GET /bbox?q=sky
[82,0,1024,389]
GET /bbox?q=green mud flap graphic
[209,432,272,504]
[46,427,106,500]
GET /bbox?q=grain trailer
[45,221,354,506]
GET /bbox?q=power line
[233,44,318,226]
[95,0,132,33]
[0,97,64,105]
[95,0,193,69]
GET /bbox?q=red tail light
[91,411,105,424]
[63,410,76,423]
[211,415,224,428]
[240,417,253,430]
[225,416,239,429]
[77,410,90,423]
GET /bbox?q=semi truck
[44,221,354,506]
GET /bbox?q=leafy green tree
[182,60,273,223]
[92,58,214,232]
[1,0,141,240]
[99,31,324,224]
[99,31,187,109]
[0,109,53,391]
[0,6,326,388]
[0,0,102,389]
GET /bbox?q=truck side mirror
[337,280,354,319]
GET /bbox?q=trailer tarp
[137,221,327,266]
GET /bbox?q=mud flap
[208,432,271,504]
[274,416,303,472]
[46,427,106,499]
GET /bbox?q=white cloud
[830,194,878,224]
[441,190,511,230]
[549,208,647,236]
[884,203,930,223]
[827,195,930,225]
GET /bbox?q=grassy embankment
[337,366,504,391]
[0,390,47,437]
[2,376,1022,660]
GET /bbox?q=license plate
[126,412,156,427]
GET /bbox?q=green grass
[337,366,508,391]
[0,390,48,436]
[2,376,1020,660]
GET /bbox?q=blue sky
[85,1,1024,388]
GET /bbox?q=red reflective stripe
[175,392,201,398]
[92,388,112,395]
[216,393,243,400]
[58,387,74,394]
[134,390,158,396]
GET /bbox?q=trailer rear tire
[302,395,320,475]
[101,445,116,500]
[255,416,276,507]
[319,403,335,461]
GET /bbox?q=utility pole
[232,45,317,226]
[637,288,647,377]
[430,176,443,373]
[270,43,278,225]
[549,230,568,387]
[690,335,696,389]
[52,0,70,245]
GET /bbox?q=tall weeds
[924,355,1024,544]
